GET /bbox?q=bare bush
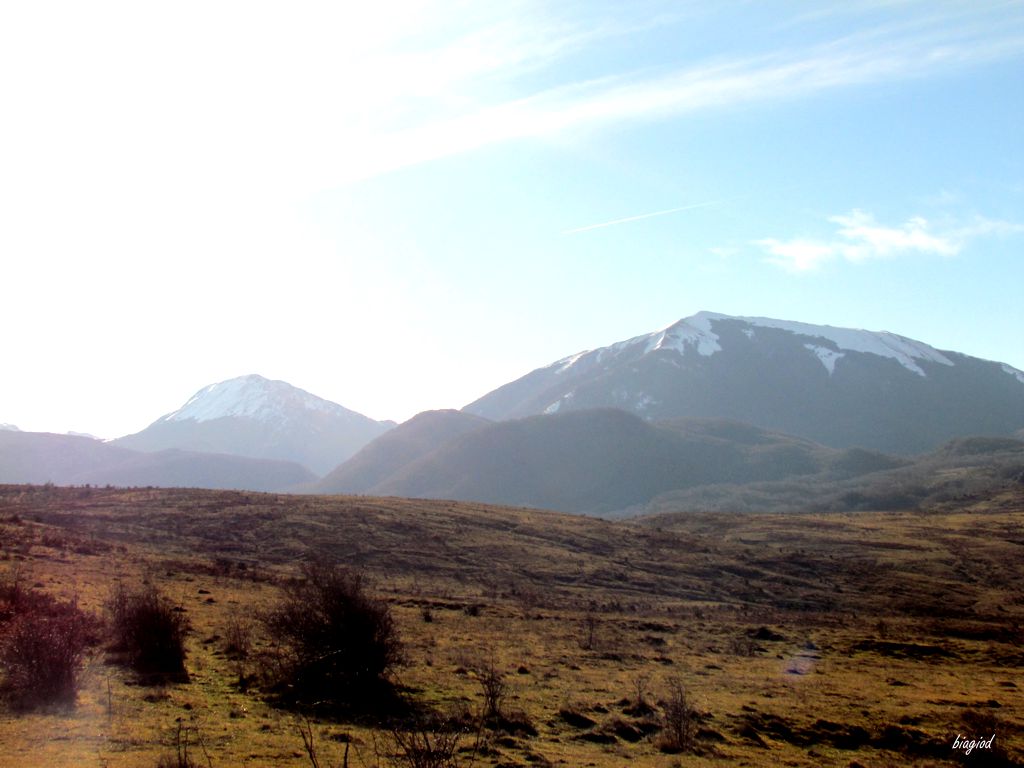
[0,576,98,710]
[475,658,506,720]
[385,727,464,768]
[632,674,650,710]
[262,561,401,711]
[0,609,91,709]
[222,612,253,689]
[223,612,253,660]
[578,612,599,651]
[659,678,697,753]
[727,635,759,657]
[155,718,212,768]
[107,583,189,682]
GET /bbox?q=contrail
[562,198,728,235]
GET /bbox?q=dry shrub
[155,719,211,768]
[385,727,464,768]
[659,677,697,753]
[262,561,401,712]
[0,575,99,710]
[107,583,189,682]
[474,657,506,720]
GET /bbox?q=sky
[2,0,1023,437]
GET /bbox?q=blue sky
[1,1,1022,436]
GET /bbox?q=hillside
[363,409,838,514]
[317,409,491,493]
[320,408,940,516]
[1,483,1021,767]
[0,430,315,491]
[636,436,1024,518]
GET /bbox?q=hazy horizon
[2,1,1022,437]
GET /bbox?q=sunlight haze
[2,0,1022,437]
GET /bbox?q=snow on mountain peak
[647,313,723,357]
[0,423,20,432]
[162,374,345,424]
[732,315,954,376]
[1002,363,1024,385]
[551,311,962,379]
[554,313,723,375]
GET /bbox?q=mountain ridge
[322,408,844,515]
[0,430,315,491]
[316,409,491,494]
[464,311,1024,454]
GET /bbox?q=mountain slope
[115,374,393,475]
[0,430,314,491]
[362,408,838,514]
[640,436,1024,519]
[317,409,491,494]
[464,312,1024,454]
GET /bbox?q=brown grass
[0,482,1022,766]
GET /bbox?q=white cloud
[758,238,840,272]
[756,209,1022,272]
[829,210,960,261]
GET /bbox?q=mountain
[114,374,394,475]
[326,408,842,515]
[641,435,1024,520]
[0,430,315,491]
[316,409,491,494]
[464,312,1024,454]
[0,424,19,431]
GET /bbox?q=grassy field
[1,482,1022,766]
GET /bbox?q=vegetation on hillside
[0,482,1021,766]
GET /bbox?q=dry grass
[0,482,1022,766]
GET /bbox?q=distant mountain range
[465,311,1024,454]
[114,374,394,475]
[318,407,879,515]
[0,431,315,491]
[2,312,1022,508]
[317,407,1023,517]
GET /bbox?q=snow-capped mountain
[0,424,19,432]
[163,375,349,425]
[465,312,1024,454]
[115,374,394,475]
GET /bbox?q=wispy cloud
[2,3,1022,196]
[757,210,1023,272]
[562,199,727,235]
[329,6,1024,185]
[2,2,1023,275]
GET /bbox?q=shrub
[0,608,92,710]
[107,584,189,682]
[155,719,209,768]
[0,576,98,710]
[223,611,254,690]
[474,657,506,720]
[659,678,697,753]
[384,726,464,768]
[578,612,600,650]
[262,561,401,711]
